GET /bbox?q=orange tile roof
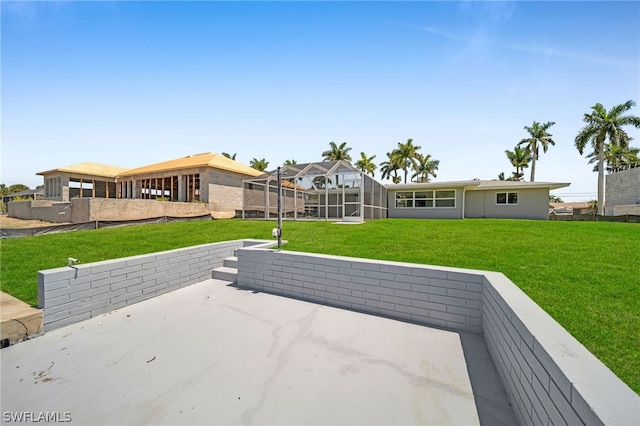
[118,153,263,177]
[37,162,128,178]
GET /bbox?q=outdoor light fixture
[68,258,80,267]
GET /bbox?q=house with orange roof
[18,153,266,222]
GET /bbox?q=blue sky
[2,1,639,201]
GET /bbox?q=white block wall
[237,246,639,426]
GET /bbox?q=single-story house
[12,153,265,222]
[116,152,263,210]
[387,180,570,220]
[35,153,263,211]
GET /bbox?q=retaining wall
[236,248,483,333]
[236,246,639,426]
[37,239,267,331]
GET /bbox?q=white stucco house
[387,180,570,220]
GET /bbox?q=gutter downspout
[462,187,466,219]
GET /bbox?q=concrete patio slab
[1,279,516,425]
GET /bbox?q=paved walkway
[1,279,517,425]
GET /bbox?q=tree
[393,138,422,183]
[283,159,297,166]
[321,141,352,162]
[222,152,237,160]
[411,153,439,183]
[505,146,531,181]
[249,158,269,172]
[354,152,377,176]
[7,184,29,193]
[380,151,402,183]
[517,121,555,182]
[586,143,639,173]
[575,100,640,215]
[549,195,563,202]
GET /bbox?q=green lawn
[1,219,638,393]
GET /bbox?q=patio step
[212,266,238,283]
[223,256,238,269]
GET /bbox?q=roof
[37,162,129,178]
[550,202,593,209]
[2,189,44,201]
[119,152,263,177]
[388,180,570,191]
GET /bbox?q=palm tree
[575,100,640,215]
[283,159,297,166]
[411,153,439,183]
[505,146,531,181]
[354,152,377,176]
[586,143,639,173]
[517,121,555,182]
[321,141,352,162]
[394,138,422,183]
[380,151,402,183]
[250,158,269,172]
[222,152,237,160]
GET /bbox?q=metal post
[277,167,283,249]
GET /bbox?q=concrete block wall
[236,246,639,426]
[38,239,268,331]
[237,248,484,334]
[482,271,639,426]
[605,167,640,215]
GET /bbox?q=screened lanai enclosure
[242,161,387,222]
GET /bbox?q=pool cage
[242,161,387,222]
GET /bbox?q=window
[496,192,518,205]
[395,190,456,208]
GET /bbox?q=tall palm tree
[505,146,531,181]
[394,138,422,183]
[586,142,639,173]
[249,158,269,172]
[411,153,439,183]
[283,159,297,166]
[321,141,352,162]
[575,100,640,215]
[380,151,402,183]
[222,152,237,160]
[354,152,377,176]
[517,121,555,182]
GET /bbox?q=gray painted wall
[387,187,551,220]
[37,240,267,331]
[465,188,550,220]
[8,200,72,222]
[605,167,640,215]
[236,247,638,426]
